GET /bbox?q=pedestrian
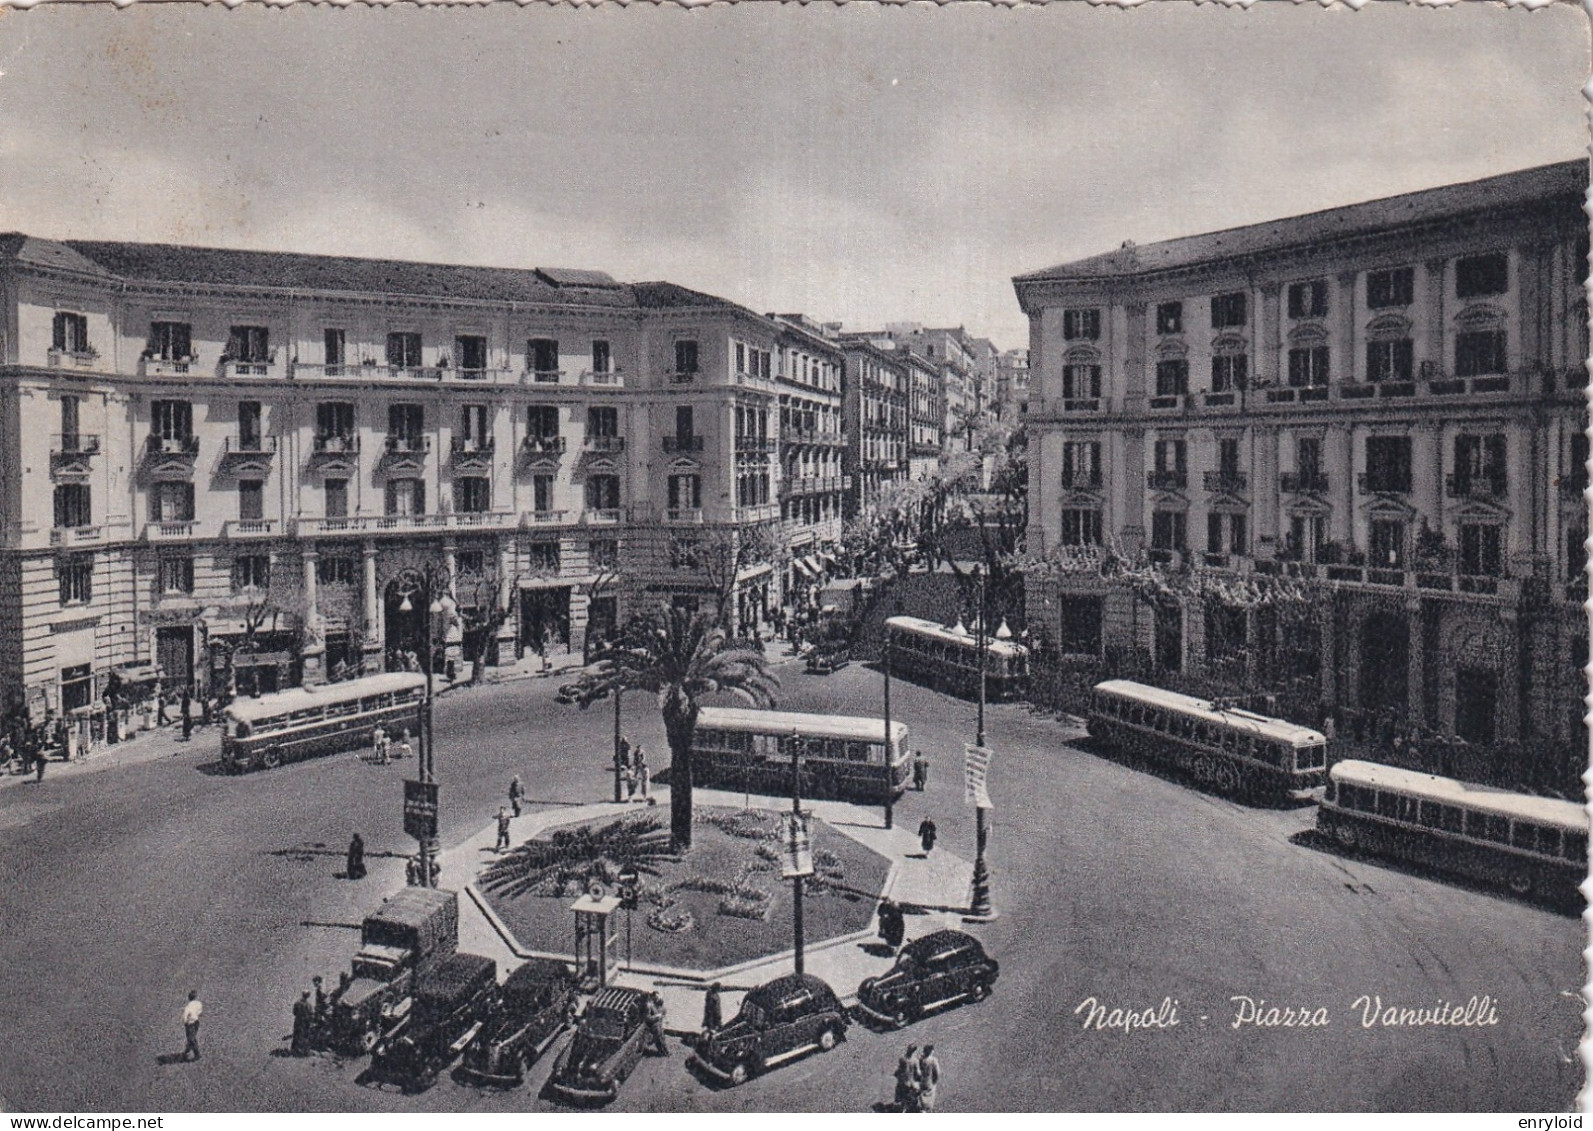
[33,745,45,782]
[1322,713,1336,745]
[156,685,170,727]
[181,689,193,742]
[312,976,328,1029]
[894,1045,920,1113]
[396,729,412,761]
[509,774,523,818]
[643,992,669,1056]
[635,747,650,800]
[181,990,203,1061]
[702,981,723,1036]
[291,991,313,1056]
[346,832,366,880]
[878,898,905,952]
[201,696,213,729]
[912,750,929,791]
[371,725,387,764]
[624,762,638,801]
[106,706,119,746]
[496,806,512,852]
[917,817,937,855]
[406,855,421,886]
[916,1044,941,1112]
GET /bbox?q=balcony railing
[145,434,200,457]
[139,356,197,378]
[1281,471,1329,494]
[145,520,200,541]
[662,435,705,453]
[734,504,781,524]
[667,370,699,385]
[1204,470,1248,494]
[312,434,360,455]
[1147,469,1187,490]
[222,436,278,457]
[664,507,704,524]
[49,525,104,547]
[384,435,431,455]
[296,512,519,537]
[451,510,518,529]
[1060,471,1103,489]
[525,369,565,385]
[1445,472,1507,499]
[221,360,275,379]
[736,436,778,453]
[583,507,625,525]
[1061,398,1103,413]
[451,436,496,456]
[580,369,624,388]
[1358,472,1412,495]
[51,434,101,456]
[224,519,279,539]
[522,435,566,454]
[522,509,570,527]
[47,349,101,370]
[1148,395,1185,411]
[584,435,626,454]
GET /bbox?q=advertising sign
[779,810,814,879]
[964,743,994,810]
[403,778,439,840]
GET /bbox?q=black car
[690,973,849,1087]
[854,929,998,1029]
[456,958,577,1087]
[805,649,851,675]
[546,986,656,1104]
[366,952,499,1093]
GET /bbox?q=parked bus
[884,615,1029,701]
[1086,679,1328,799]
[221,672,427,773]
[691,706,911,803]
[1318,759,1587,905]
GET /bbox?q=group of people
[368,726,413,766]
[892,1044,942,1112]
[289,972,353,1056]
[616,738,651,803]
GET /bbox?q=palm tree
[570,606,778,851]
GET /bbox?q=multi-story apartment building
[900,347,944,481]
[1015,160,1589,786]
[0,236,791,715]
[770,314,848,609]
[997,349,1031,423]
[839,336,909,513]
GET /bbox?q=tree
[567,606,779,851]
[670,522,785,638]
[455,569,523,685]
[934,426,1028,628]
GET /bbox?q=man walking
[912,750,930,791]
[894,1045,920,1112]
[635,747,650,800]
[495,807,512,852]
[509,775,523,818]
[181,990,203,1061]
[917,817,937,855]
[916,1044,941,1112]
[372,725,388,765]
[346,833,366,880]
[643,992,669,1056]
[181,689,193,742]
[290,991,313,1057]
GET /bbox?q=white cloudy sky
[0,2,1584,349]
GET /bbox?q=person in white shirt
[181,991,203,1061]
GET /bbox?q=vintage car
[805,648,851,675]
[546,986,656,1104]
[329,887,459,1055]
[690,973,848,1086]
[365,952,499,1093]
[854,929,999,1028]
[456,958,578,1087]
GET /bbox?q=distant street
[0,657,1580,1112]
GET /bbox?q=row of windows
[1331,782,1586,862]
[1093,691,1306,768]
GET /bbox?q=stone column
[1325,424,1353,545]
[301,546,324,685]
[496,536,518,662]
[1253,426,1279,559]
[1119,427,1145,552]
[1412,420,1442,532]
[1423,259,1446,378]
[1123,302,1146,413]
[1336,272,1358,387]
[1260,284,1282,387]
[1406,599,1425,727]
[442,539,463,671]
[362,541,382,663]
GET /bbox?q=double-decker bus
[1086,679,1328,799]
[221,672,427,773]
[1318,759,1587,905]
[884,615,1029,701]
[690,707,911,803]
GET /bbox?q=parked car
[554,682,583,705]
[329,887,460,1055]
[456,958,578,1087]
[805,648,851,675]
[854,929,999,1029]
[366,952,498,1093]
[546,986,655,1104]
[690,973,848,1086]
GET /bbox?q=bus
[1318,759,1587,905]
[690,706,912,803]
[1086,679,1328,799]
[221,672,428,773]
[884,615,1029,701]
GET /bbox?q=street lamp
[788,727,806,975]
[392,563,452,888]
[967,566,996,922]
[881,601,896,831]
[612,685,626,804]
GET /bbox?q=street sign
[403,779,439,840]
[779,811,814,878]
[964,743,994,810]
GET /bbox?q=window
[455,550,485,577]
[1367,267,1414,309]
[1366,338,1414,383]
[1365,436,1412,493]
[1459,523,1503,576]
[53,312,89,354]
[1456,253,1508,299]
[1210,292,1247,329]
[527,404,560,440]
[317,556,356,586]
[1297,437,1322,479]
[238,480,264,521]
[674,339,700,375]
[147,321,192,361]
[587,406,618,437]
[54,484,92,531]
[233,554,271,592]
[1060,508,1103,546]
[1207,512,1247,555]
[1062,364,1101,400]
[1289,513,1327,562]
[456,477,491,513]
[1063,309,1101,341]
[1155,359,1189,397]
[324,479,348,518]
[388,403,424,447]
[1454,433,1507,495]
[231,401,261,453]
[151,400,193,441]
[1288,346,1330,387]
[1287,281,1329,319]
[1218,438,1241,477]
[385,478,425,516]
[591,339,612,374]
[1154,438,1186,475]
[455,335,488,373]
[226,325,270,363]
[532,474,555,513]
[1151,510,1187,551]
[160,556,195,596]
[1062,441,1100,487]
[386,332,422,369]
[1211,352,1248,393]
[317,402,354,442]
[58,396,80,449]
[324,328,346,371]
[58,556,92,605]
[1455,330,1507,377]
[735,342,745,375]
[528,338,559,375]
[669,473,702,511]
[460,404,489,448]
[675,405,695,440]
[586,474,620,510]
[1370,519,1406,568]
[590,538,619,569]
[1156,302,1183,335]
[149,481,195,523]
[526,540,560,574]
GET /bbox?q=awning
[735,563,773,584]
[792,558,817,579]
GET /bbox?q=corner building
[0,237,798,713]
[1015,161,1589,790]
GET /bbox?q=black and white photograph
[0,0,1586,1116]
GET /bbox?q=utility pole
[967,566,996,921]
[790,728,805,975]
[613,687,624,803]
[882,616,894,830]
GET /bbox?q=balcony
[1060,471,1103,490]
[580,369,625,388]
[583,507,625,525]
[1265,385,1331,404]
[450,510,518,530]
[667,370,699,385]
[1061,398,1103,413]
[1203,392,1237,408]
[1147,469,1187,491]
[224,518,280,539]
[144,434,199,476]
[1357,473,1411,495]
[296,512,518,537]
[583,435,626,454]
[1148,395,1185,411]
[220,435,278,473]
[733,504,781,524]
[379,435,431,472]
[524,369,565,385]
[221,359,277,379]
[664,507,704,524]
[662,435,705,453]
[1204,470,1248,494]
[736,436,778,454]
[309,435,360,470]
[47,348,101,371]
[139,355,198,378]
[450,436,495,471]
[1445,472,1507,499]
[50,524,104,547]
[521,509,570,528]
[50,434,100,480]
[441,367,510,384]
[1281,471,1329,495]
[521,435,567,456]
[145,520,200,542]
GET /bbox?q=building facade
[0,237,795,715]
[771,314,848,612]
[997,348,1031,423]
[1015,160,1589,788]
[839,337,909,513]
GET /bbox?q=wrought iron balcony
[1147,469,1187,490]
[51,434,101,456]
[1445,472,1507,499]
[312,434,360,455]
[451,436,496,456]
[1280,471,1329,494]
[580,369,625,388]
[384,435,431,455]
[525,369,565,385]
[1357,472,1411,495]
[1060,470,1102,489]
[521,435,566,455]
[662,435,705,453]
[1204,470,1248,494]
[583,435,626,454]
[145,434,200,457]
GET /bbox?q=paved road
[0,658,1580,1112]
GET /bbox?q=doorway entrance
[156,626,194,690]
[1454,668,1498,744]
[519,587,571,654]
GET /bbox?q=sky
[0,2,1585,351]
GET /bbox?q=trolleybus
[884,615,1028,701]
[1318,759,1587,905]
[221,672,427,773]
[690,706,911,803]
[1087,679,1328,799]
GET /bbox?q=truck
[328,887,459,1055]
[365,952,500,1093]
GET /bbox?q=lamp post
[967,566,996,921]
[789,727,805,976]
[881,607,894,831]
[612,686,625,803]
[394,564,452,888]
